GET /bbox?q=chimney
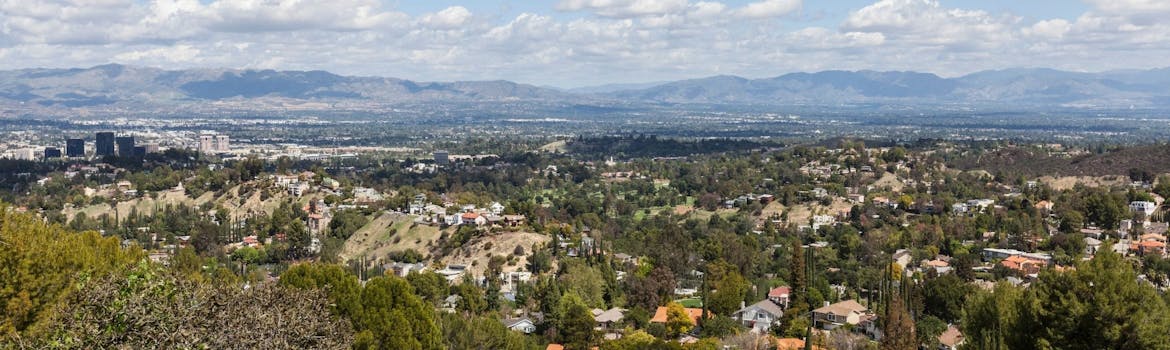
[824,301,831,308]
[740,301,746,310]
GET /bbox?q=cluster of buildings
[1,131,161,160]
[408,195,527,228]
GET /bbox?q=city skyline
[1,0,1168,87]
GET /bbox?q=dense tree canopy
[1,207,143,336]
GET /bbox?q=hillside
[952,144,1170,178]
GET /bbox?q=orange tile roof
[546,344,564,350]
[650,306,709,325]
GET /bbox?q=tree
[1012,248,1170,349]
[880,292,916,350]
[960,282,1021,350]
[921,274,973,323]
[41,262,352,349]
[626,266,676,310]
[601,330,667,350]
[557,293,597,349]
[708,269,750,316]
[1,207,142,336]
[437,313,540,350]
[559,262,607,308]
[280,263,364,319]
[699,316,740,338]
[407,271,449,306]
[359,276,443,350]
[828,330,876,350]
[328,210,370,239]
[789,243,807,305]
[1058,210,1084,234]
[915,315,947,350]
[281,264,442,350]
[665,302,696,337]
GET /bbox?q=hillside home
[812,300,869,329]
[503,318,536,334]
[1131,201,1158,217]
[767,286,791,308]
[732,300,785,333]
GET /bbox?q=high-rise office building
[96,132,115,156]
[215,134,230,152]
[44,147,61,159]
[66,138,84,157]
[116,136,135,157]
[200,134,214,153]
[199,132,230,153]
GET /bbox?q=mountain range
[2,64,1169,108]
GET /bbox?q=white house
[1131,201,1158,217]
[732,300,785,333]
[503,318,536,334]
[490,202,505,215]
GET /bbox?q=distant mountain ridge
[607,68,1170,107]
[1,64,1169,108]
[0,64,570,107]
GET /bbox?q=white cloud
[556,0,691,18]
[114,44,200,63]
[0,0,1169,87]
[1024,19,1071,39]
[733,0,801,19]
[419,6,473,30]
[842,0,1017,50]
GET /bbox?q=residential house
[767,286,792,309]
[893,249,913,271]
[461,212,487,226]
[442,295,462,310]
[732,300,785,333]
[981,248,1053,264]
[938,325,964,350]
[592,308,626,330]
[650,306,708,326]
[287,182,309,197]
[388,262,428,277]
[923,259,952,275]
[503,214,527,227]
[436,265,467,284]
[1001,255,1047,275]
[503,318,536,334]
[1133,240,1167,257]
[490,202,505,215]
[967,199,995,212]
[1034,200,1054,212]
[811,300,869,330]
[1131,201,1158,217]
[613,253,637,266]
[857,314,883,340]
[353,187,384,204]
[1084,237,1102,256]
[847,193,865,204]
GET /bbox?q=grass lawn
[675,298,703,308]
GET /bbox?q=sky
[0,0,1167,88]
